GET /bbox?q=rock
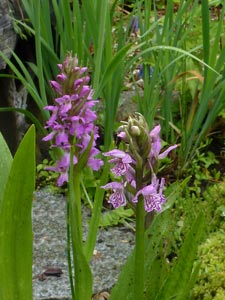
[0,1,36,154]
[0,0,18,69]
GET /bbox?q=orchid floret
[101,182,127,208]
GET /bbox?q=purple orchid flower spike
[42,53,103,186]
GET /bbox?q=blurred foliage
[191,230,225,300]
[36,159,62,193]
[200,182,225,232]
[172,182,225,300]
[99,206,134,228]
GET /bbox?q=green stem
[135,197,145,300]
[69,172,82,300]
[66,198,75,299]
[134,162,145,300]
[68,147,92,300]
[70,172,83,245]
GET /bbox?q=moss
[192,230,225,300]
[198,182,225,232]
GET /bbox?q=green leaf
[83,161,110,261]
[155,212,205,300]
[109,245,134,300]
[109,210,170,300]
[99,207,134,227]
[95,42,133,97]
[0,125,36,300]
[0,107,46,135]
[145,250,169,300]
[0,133,13,204]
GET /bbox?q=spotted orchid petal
[101,182,127,208]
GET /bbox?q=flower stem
[134,195,145,300]
[68,148,92,300]
[134,162,145,300]
[66,199,75,299]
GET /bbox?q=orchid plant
[102,114,177,300]
[43,53,178,300]
[42,53,103,300]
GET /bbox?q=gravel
[33,187,135,300]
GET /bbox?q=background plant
[124,0,225,175]
[1,0,224,174]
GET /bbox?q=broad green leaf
[110,206,204,300]
[183,261,201,300]
[0,132,13,204]
[0,125,36,300]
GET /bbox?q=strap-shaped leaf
[0,125,35,300]
[0,132,12,205]
[155,212,205,300]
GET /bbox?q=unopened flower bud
[59,52,87,95]
[127,113,151,160]
[130,125,141,136]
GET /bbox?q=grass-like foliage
[0,0,224,173]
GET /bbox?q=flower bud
[123,113,151,160]
[130,125,141,137]
[59,52,86,95]
[128,112,151,160]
